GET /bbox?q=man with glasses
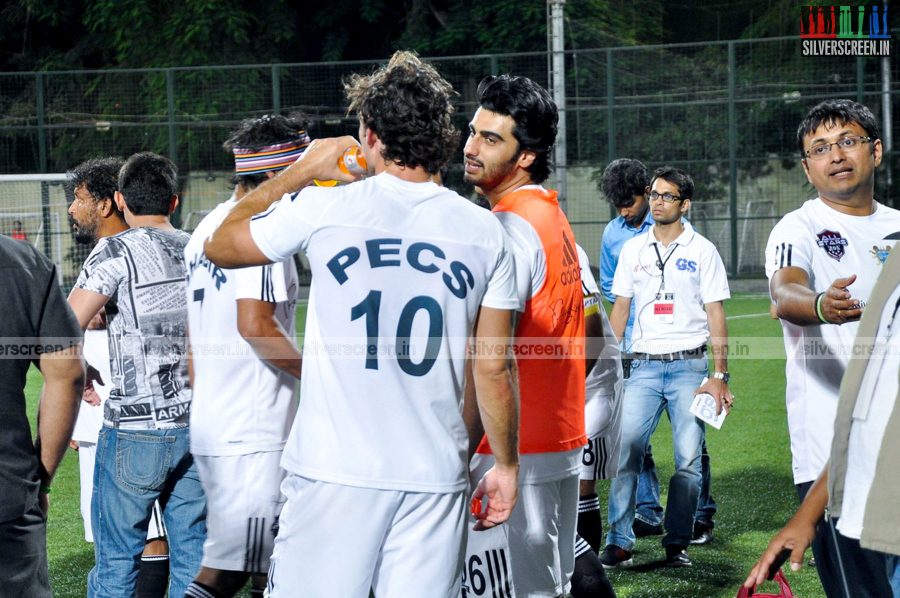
[596,160,718,548]
[600,166,733,570]
[764,99,900,597]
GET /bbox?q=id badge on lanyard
[653,292,675,324]
[652,242,676,324]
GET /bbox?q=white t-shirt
[249,173,520,493]
[765,198,900,484]
[71,329,110,444]
[611,222,730,354]
[185,196,300,456]
[577,245,623,439]
[837,282,900,540]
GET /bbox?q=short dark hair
[651,166,694,200]
[600,159,649,207]
[796,99,879,157]
[118,152,178,216]
[344,51,459,175]
[68,157,125,213]
[475,75,558,184]
[223,112,311,189]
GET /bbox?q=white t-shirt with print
[765,197,900,484]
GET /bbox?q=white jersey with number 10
[249,173,520,493]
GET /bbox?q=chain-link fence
[1,37,897,286]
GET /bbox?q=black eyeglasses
[647,190,683,203]
[805,135,872,160]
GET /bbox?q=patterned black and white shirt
[76,227,192,430]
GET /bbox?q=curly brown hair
[344,51,459,175]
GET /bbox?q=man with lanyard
[597,159,716,546]
[601,166,733,569]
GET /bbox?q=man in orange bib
[463,74,590,598]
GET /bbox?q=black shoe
[665,545,692,568]
[691,521,714,545]
[632,519,663,537]
[599,544,634,569]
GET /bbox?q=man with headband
[183,114,308,598]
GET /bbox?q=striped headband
[233,132,312,175]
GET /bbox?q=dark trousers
[796,482,891,598]
[0,495,51,597]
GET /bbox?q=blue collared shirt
[599,211,653,345]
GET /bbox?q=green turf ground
[26,294,825,597]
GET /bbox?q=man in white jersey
[570,244,620,598]
[204,51,520,598]
[183,115,308,598]
[66,157,170,598]
[747,245,900,598]
[765,99,900,597]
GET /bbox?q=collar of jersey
[647,220,695,248]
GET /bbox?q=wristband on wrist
[815,292,828,324]
[39,485,51,495]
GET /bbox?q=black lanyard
[652,243,677,290]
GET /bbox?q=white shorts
[581,389,622,481]
[194,451,286,572]
[578,433,620,481]
[469,455,579,598]
[77,442,166,543]
[268,475,466,598]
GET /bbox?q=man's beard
[464,153,519,192]
[69,215,97,244]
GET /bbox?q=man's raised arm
[205,136,360,268]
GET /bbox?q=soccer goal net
[0,174,86,289]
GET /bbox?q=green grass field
[25,294,825,597]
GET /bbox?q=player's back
[252,174,518,493]
[185,198,299,456]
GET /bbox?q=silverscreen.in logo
[800,4,891,56]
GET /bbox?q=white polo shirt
[611,222,730,354]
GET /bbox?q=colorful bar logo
[800,4,891,55]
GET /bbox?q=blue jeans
[887,554,900,598]
[635,442,717,527]
[88,427,206,598]
[606,358,706,550]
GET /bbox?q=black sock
[185,580,226,598]
[250,588,265,598]
[577,493,603,553]
[135,554,169,598]
[571,541,617,598]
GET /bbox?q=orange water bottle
[313,146,368,187]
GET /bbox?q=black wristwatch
[712,371,730,383]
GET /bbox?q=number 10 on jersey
[350,290,444,377]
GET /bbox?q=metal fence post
[35,72,51,256]
[36,72,47,173]
[166,69,178,165]
[272,64,281,113]
[606,48,615,164]
[856,56,864,103]
[728,41,738,276]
